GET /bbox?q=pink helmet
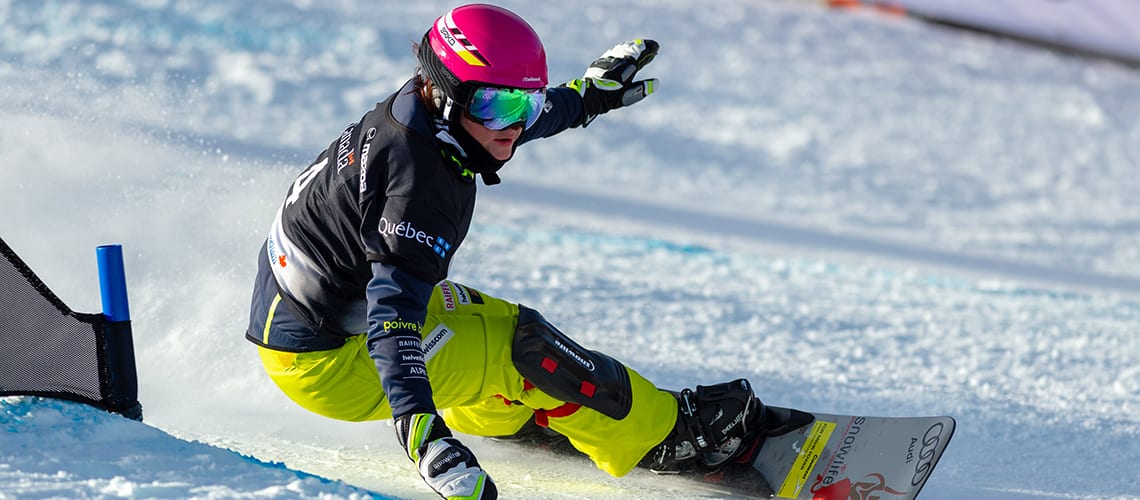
[418,4,547,107]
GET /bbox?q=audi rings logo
[911,422,945,486]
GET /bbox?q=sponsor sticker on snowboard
[754,411,955,500]
[775,420,835,497]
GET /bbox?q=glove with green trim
[563,38,660,127]
[395,413,497,499]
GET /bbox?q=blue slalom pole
[97,244,131,322]
[95,244,141,420]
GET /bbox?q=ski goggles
[465,86,546,131]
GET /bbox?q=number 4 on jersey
[285,158,329,207]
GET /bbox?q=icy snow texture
[1,0,1138,499]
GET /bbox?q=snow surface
[2,0,1139,498]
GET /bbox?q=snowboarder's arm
[521,39,660,142]
[519,86,584,141]
[364,262,435,418]
[366,264,498,499]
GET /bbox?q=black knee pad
[512,306,633,420]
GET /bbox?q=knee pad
[511,306,633,420]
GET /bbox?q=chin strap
[433,101,478,183]
[432,98,505,186]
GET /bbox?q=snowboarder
[245,4,770,498]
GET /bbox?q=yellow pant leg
[438,397,534,437]
[257,282,530,425]
[422,281,534,436]
[259,281,677,478]
[258,335,392,422]
[514,368,677,477]
[429,281,677,478]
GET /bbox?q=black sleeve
[365,261,436,419]
[518,86,584,144]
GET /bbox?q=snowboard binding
[643,379,813,474]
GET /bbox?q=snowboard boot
[641,379,768,474]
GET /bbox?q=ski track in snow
[2,1,1139,499]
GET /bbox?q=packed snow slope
[2,0,1139,498]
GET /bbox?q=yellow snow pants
[257,280,677,477]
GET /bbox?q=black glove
[562,39,660,127]
[395,413,497,499]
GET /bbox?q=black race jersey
[246,77,581,417]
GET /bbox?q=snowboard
[491,406,955,499]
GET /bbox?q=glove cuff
[394,413,451,462]
[559,79,601,128]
